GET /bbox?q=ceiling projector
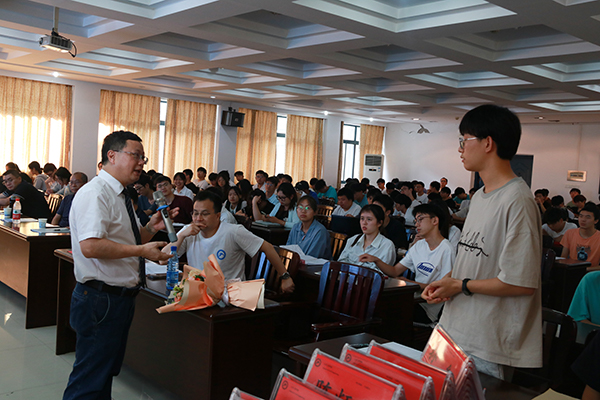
[39,30,73,53]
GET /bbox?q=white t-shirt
[338,233,396,273]
[401,238,455,321]
[220,204,237,224]
[439,178,543,368]
[194,179,209,190]
[176,222,263,281]
[416,193,428,204]
[454,199,470,219]
[174,186,195,201]
[253,182,267,192]
[542,221,577,239]
[332,202,362,217]
[448,225,461,253]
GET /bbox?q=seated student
[295,180,318,201]
[163,191,294,292]
[0,169,51,218]
[551,195,575,220]
[385,182,397,196]
[373,194,408,250]
[203,186,237,224]
[571,332,600,400]
[265,176,279,205]
[440,177,448,189]
[399,182,420,208]
[376,178,385,192]
[51,172,88,227]
[566,188,581,209]
[208,172,218,188]
[315,179,338,202]
[440,187,457,211]
[134,173,155,215]
[194,167,209,190]
[393,193,415,226]
[253,170,268,191]
[337,204,396,272]
[224,186,246,215]
[534,188,552,216]
[561,203,600,267]
[366,188,380,205]
[428,181,440,194]
[568,270,600,326]
[234,170,244,183]
[183,169,199,194]
[351,183,368,208]
[452,187,471,222]
[542,207,577,243]
[125,185,150,226]
[173,172,195,201]
[5,162,33,185]
[150,175,194,224]
[286,195,332,259]
[309,177,318,193]
[28,161,48,191]
[414,181,428,203]
[241,189,274,218]
[574,194,587,216]
[52,167,73,196]
[280,174,293,185]
[359,203,454,323]
[332,187,362,217]
[237,178,253,203]
[253,182,300,229]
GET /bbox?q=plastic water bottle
[166,246,179,290]
[12,198,21,222]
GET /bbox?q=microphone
[153,191,178,243]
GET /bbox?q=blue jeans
[63,283,136,400]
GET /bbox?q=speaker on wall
[221,108,245,127]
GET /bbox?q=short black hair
[234,170,244,177]
[570,188,581,195]
[194,190,223,213]
[154,175,171,185]
[315,179,327,191]
[208,172,218,182]
[183,169,193,179]
[197,167,207,174]
[440,187,451,195]
[453,187,466,196]
[73,172,89,184]
[545,207,566,224]
[173,172,186,182]
[574,194,587,203]
[551,195,564,207]
[395,193,412,208]
[281,174,293,183]
[55,167,71,182]
[277,182,298,207]
[255,170,267,178]
[101,130,142,165]
[360,204,385,224]
[413,203,448,237]
[367,188,380,200]
[136,173,153,189]
[298,195,317,212]
[373,194,394,213]
[459,104,521,160]
[6,162,20,171]
[295,180,309,191]
[250,188,267,202]
[310,178,318,186]
[541,188,549,197]
[337,187,354,201]
[534,189,544,196]
[3,169,20,179]
[581,202,600,221]
[43,163,56,174]
[360,177,370,186]
[429,181,440,191]
[385,182,396,190]
[376,178,385,184]
[126,185,139,204]
[427,192,442,202]
[28,161,42,174]
[267,176,280,186]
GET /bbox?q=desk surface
[289,333,540,400]
[554,258,591,268]
[0,220,70,241]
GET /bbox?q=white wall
[383,121,600,201]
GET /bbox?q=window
[341,124,360,183]
[275,115,287,175]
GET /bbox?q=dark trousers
[63,283,136,400]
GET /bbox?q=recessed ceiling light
[412,118,420,121]
[52,71,59,77]
[324,111,329,116]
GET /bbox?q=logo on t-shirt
[216,249,226,260]
[417,262,435,276]
[577,245,589,261]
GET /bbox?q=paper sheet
[30,227,70,233]
[281,244,329,266]
[145,261,166,275]
[532,389,577,400]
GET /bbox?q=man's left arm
[259,241,295,293]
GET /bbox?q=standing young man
[64,131,175,399]
[422,105,542,380]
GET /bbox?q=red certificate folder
[270,369,340,400]
[367,341,457,400]
[341,344,436,400]
[304,349,406,400]
[230,387,264,400]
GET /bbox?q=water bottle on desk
[166,246,179,290]
[12,198,22,223]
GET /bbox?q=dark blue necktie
[123,189,146,287]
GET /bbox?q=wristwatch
[280,272,291,280]
[462,278,473,296]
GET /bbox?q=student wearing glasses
[286,195,332,259]
[150,175,193,224]
[252,182,300,229]
[164,191,295,292]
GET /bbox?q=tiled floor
[0,282,178,399]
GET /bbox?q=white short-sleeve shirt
[338,233,396,272]
[176,222,263,281]
[542,221,577,239]
[332,202,362,217]
[69,169,142,288]
[174,186,195,201]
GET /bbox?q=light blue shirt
[268,193,278,205]
[269,202,300,229]
[354,195,368,208]
[286,219,332,259]
[318,186,338,202]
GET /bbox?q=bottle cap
[171,246,177,251]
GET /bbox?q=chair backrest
[541,307,577,388]
[315,214,331,229]
[47,194,63,218]
[317,261,384,321]
[318,197,336,207]
[329,215,362,236]
[234,214,253,230]
[248,246,301,294]
[317,204,334,217]
[329,231,347,261]
[541,248,556,283]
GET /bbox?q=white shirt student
[332,189,362,217]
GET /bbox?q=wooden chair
[512,307,577,391]
[329,231,347,261]
[247,246,301,300]
[317,204,334,217]
[47,194,63,219]
[315,214,331,229]
[318,197,336,207]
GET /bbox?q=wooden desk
[296,265,420,345]
[250,222,290,245]
[0,221,70,328]
[550,258,590,313]
[53,251,281,400]
[289,334,540,400]
[124,280,281,400]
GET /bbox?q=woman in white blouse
[173,172,194,201]
[338,204,396,272]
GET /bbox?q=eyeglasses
[116,150,148,165]
[458,137,478,149]
[277,195,288,201]
[192,211,214,218]
[415,215,431,225]
[296,205,312,212]
[156,182,171,189]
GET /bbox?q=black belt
[82,280,141,297]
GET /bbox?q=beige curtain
[359,124,385,180]
[99,90,161,171]
[0,76,72,169]
[285,114,324,183]
[235,108,277,182]
[163,99,217,178]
